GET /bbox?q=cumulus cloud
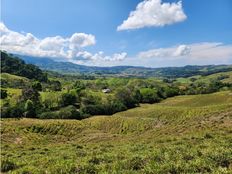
[137,42,232,64]
[0,22,127,62]
[117,0,187,31]
[0,22,95,59]
[76,51,127,61]
[138,44,191,58]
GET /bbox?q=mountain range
[11,54,232,78]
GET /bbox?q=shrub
[60,92,77,107]
[39,105,81,119]
[21,87,40,103]
[1,159,17,172]
[48,80,62,91]
[32,81,42,91]
[115,87,139,108]
[0,89,7,99]
[80,104,104,116]
[1,105,24,118]
[140,88,160,103]
[24,100,36,118]
[128,156,146,170]
[103,99,127,115]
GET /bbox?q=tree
[165,86,179,98]
[140,88,160,103]
[21,87,40,103]
[1,105,24,118]
[24,100,36,118]
[60,92,76,107]
[49,80,62,91]
[73,80,85,90]
[39,106,81,119]
[0,89,7,99]
[103,97,127,115]
[115,87,139,108]
[32,81,42,91]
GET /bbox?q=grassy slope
[0,73,29,88]
[1,73,29,81]
[1,91,232,173]
[176,71,232,84]
[0,88,22,107]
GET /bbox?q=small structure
[102,88,111,93]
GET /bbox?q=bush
[21,87,40,103]
[115,87,139,108]
[1,159,17,172]
[39,105,81,119]
[1,105,24,118]
[32,81,42,91]
[60,92,77,107]
[80,104,104,116]
[24,100,36,118]
[0,89,7,99]
[140,88,160,103]
[48,80,62,91]
[103,100,127,115]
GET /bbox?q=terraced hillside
[1,91,232,173]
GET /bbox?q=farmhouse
[102,88,111,93]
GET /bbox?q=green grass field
[176,71,232,84]
[1,91,232,173]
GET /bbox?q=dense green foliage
[1,51,47,82]
[1,71,232,119]
[0,89,7,99]
[39,105,81,119]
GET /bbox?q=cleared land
[1,91,232,173]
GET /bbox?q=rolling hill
[1,91,232,173]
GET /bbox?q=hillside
[0,51,47,82]
[19,54,232,78]
[0,73,29,89]
[1,91,232,173]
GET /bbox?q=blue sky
[1,0,232,67]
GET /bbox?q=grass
[1,91,232,173]
[0,88,22,107]
[176,71,232,84]
[0,73,29,81]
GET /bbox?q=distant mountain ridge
[10,53,232,78]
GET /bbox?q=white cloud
[76,51,127,62]
[117,0,187,31]
[0,22,96,59]
[0,22,127,62]
[137,42,232,64]
[138,44,190,58]
[69,33,96,49]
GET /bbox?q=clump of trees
[0,89,7,99]
[39,105,81,119]
[183,80,231,95]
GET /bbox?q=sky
[1,0,232,67]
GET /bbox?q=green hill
[0,73,29,88]
[1,51,47,82]
[1,91,232,173]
